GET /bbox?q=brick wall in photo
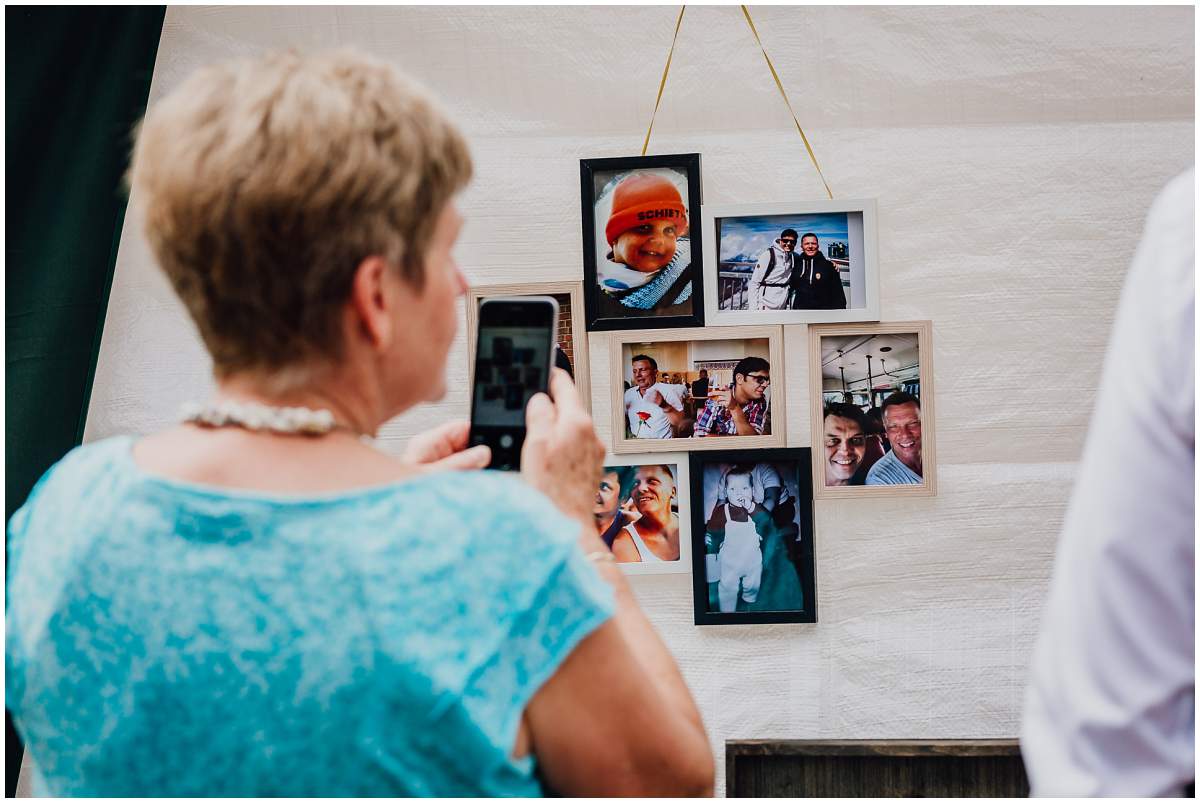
[553,292,573,374]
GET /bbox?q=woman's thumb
[426,444,491,472]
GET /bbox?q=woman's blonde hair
[129,50,472,378]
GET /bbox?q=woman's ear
[348,255,395,351]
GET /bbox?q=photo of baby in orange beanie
[581,155,702,329]
[605,173,687,273]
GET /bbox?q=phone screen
[469,297,557,470]
[471,326,550,427]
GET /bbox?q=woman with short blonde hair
[133,50,474,379]
[6,51,712,797]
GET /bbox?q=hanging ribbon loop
[740,5,833,199]
[640,5,834,200]
[642,5,687,157]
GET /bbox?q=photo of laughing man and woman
[593,463,682,565]
[819,331,927,487]
[693,455,814,623]
[622,339,772,440]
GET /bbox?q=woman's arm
[519,370,714,796]
[524,546,713,797]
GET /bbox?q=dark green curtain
[5,6,164,794]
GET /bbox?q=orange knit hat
[604,173,688,246]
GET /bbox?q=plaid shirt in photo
[693,398,767,436]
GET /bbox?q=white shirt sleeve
[1021,169,1195,796]
[657,383,685,411]
[747,251,770,310]
[754,463,783,492]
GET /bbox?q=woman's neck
[216,367,389,438]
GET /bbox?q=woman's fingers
[520,373,605,523]
[525,391,556,437]
[404,420,469,463]
[424,444,491,472]
[547,368,582,413]
[440,419,471,451]
[547,368,598,448]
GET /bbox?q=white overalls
[717,503,762,612]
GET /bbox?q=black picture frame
[688,448,817,626]
[580,153,705,332]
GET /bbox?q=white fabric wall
[82,6,1194,795]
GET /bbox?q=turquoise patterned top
[6,437,615,796]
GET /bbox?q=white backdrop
[80,5,1194,795]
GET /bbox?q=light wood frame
[808,320,937,499]
[600,452,692,575]
[466,281,590,412]
[701,199,880,326]
[609,324,785,454]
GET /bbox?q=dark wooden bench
[725,739,1028,797]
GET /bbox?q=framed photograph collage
[467,152,936,626]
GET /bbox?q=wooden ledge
[727,738,1020,757]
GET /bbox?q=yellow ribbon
[640,5,833,200]
[740,5,834,200]
[641,5,687,157]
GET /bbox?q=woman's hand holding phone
[522,368,606,528]
[404,420,492,472]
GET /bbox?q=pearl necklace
[180,400,352,436]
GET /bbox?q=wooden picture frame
[701,199,880,327]
[725,740,1027,797]
[466,281,590,412]
[608,325,786,454]
[597,452,692,575]
[689,448,817,625]
[808,321,937,498]
[580,153,705,332]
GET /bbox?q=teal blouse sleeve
[344,470,617,795]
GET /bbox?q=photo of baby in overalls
[703,461,807,615]
[712,469,762,611]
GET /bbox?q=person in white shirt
[747,228,797,311]
[611,464,680,563]
[864,393,923,486]
[1021,168,1194,796]
[623,354,684,438]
